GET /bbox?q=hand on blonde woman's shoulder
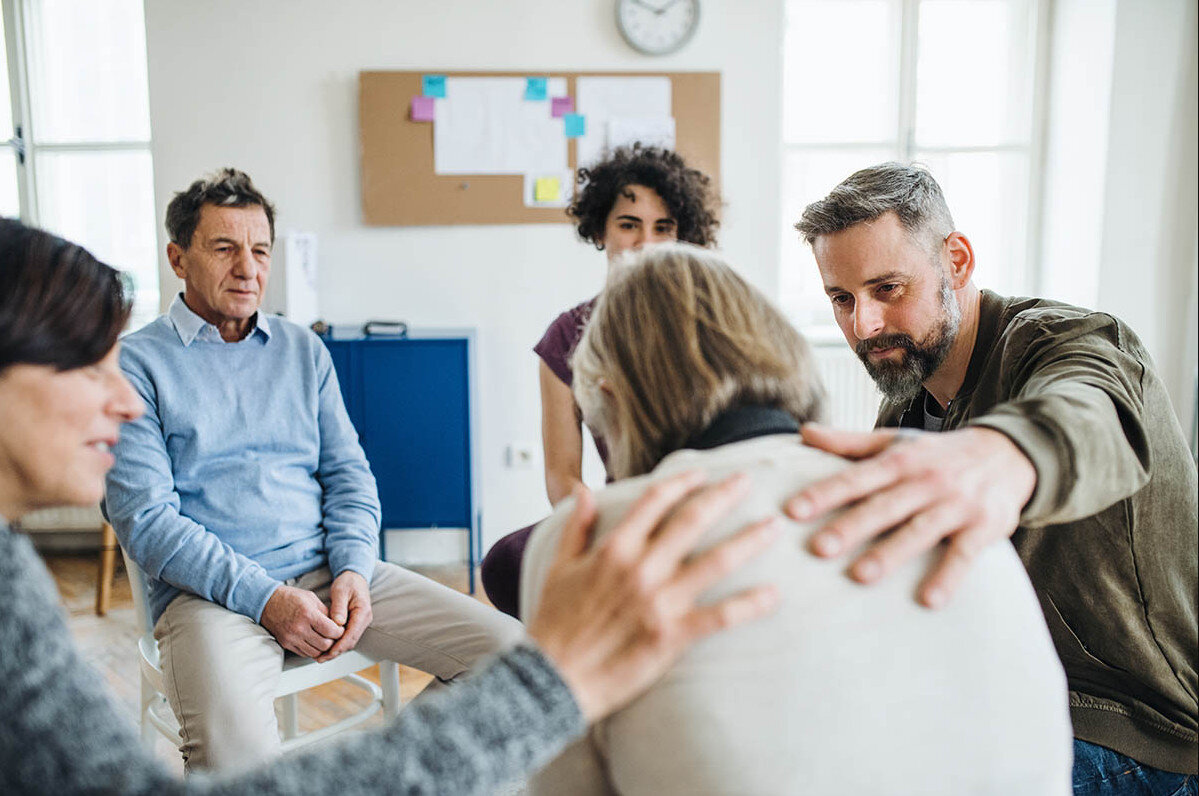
[529,471,781,722]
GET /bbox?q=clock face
[616,0,700,56]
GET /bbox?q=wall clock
[616,0,700,56]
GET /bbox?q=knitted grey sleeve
[0,526,584,795]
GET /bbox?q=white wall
[1039,0,1197,429]
[1039,0,1117,310]
[142,0,785,559]
[1094,0,1198,421]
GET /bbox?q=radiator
[810,342,882,431]
[18,505,104,531]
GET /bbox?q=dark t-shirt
[534,298,611,475]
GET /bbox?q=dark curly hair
[568,145,719,249]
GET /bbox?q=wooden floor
[47,553,488,773]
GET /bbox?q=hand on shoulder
[528,472,781,722]
[787,423,1036,608]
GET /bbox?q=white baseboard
[382,528,469,566]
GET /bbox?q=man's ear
[166,242,187,280]
[944,231,975,288]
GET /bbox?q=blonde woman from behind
[520,243,1072,796]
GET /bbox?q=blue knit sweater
[106,297,381,624]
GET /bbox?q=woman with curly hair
[481,145,720,618]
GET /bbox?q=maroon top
[534,298,611,475]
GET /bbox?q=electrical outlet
[505,443,537,470]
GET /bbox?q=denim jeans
[1073,739,1197,795]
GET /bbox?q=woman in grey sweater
[0,219,779,795]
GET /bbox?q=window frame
[2,0,35,217]
[1,0,156,222]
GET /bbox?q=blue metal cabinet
[321,330,481,592]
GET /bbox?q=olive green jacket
[878,290,1198,774]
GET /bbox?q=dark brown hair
[0,217,131,372]
[568,145,720,249]
[165,167,277,249]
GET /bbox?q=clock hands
[630,0,682,15]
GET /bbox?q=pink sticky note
[551,96,574,118]
[410,95,435,122]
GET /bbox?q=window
[779,0,1048,331]
[1,0,158,331]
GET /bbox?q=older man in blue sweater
[106,169,523,773]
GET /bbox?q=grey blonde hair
[795,162,954,252]
[572,243,825,479]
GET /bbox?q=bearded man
[788,162,1197,794]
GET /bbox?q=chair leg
[139,676,158,749]
[96,522,117,616]
[381,660,402,719]
[280,693,301,740]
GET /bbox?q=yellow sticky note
[534,176,561,203]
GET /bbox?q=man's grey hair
[165,167,276,249]
[795,162,955,251]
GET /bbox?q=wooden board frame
[359,70,720,227]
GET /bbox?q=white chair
[120,548,403,753]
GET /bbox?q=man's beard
[856,279,961,403]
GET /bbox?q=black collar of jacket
[683,404,800,451]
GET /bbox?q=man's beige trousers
[154,561,526,773]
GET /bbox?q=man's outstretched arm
[787,314,1152,607]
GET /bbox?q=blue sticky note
[422,74,447,98]
[563,113,586,138]
[525,77,548,101]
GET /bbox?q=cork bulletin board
[358,70,720,227]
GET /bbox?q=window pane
[779,147,896,329]
[0,150,19,217]
[27,0,151,143]
[0,12,13,137]
[914,0,1037,148]
[783,0,900,144]
[36,150,160,330]
[914,150,1030,296]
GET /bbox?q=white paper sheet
[575,76,673,167]
[523,170,575,208]
[606,116,676,153]
[433,77,568,175]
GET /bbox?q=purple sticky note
[410,95,435,122]
[551,96,574,118]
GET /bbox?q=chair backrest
[102,497,156,641]
[119,545,156,640]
